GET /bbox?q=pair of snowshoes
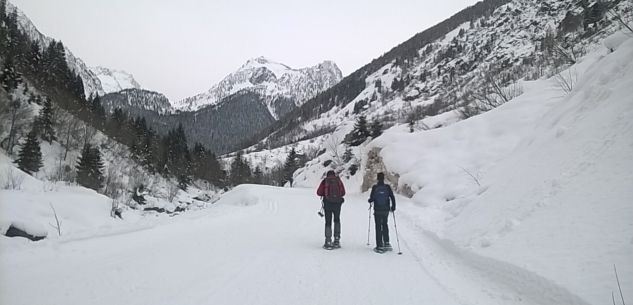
[373,243,393,254]
[323,239,341,250]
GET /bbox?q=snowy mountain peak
[173,58,343,116]
[243,56,280,66]
[89,66,142,94]
[240,56,292,78]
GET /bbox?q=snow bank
[0,160,118,248]
[371,34,633,304]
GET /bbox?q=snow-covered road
[1,186,457,305]
[1,185,595,305]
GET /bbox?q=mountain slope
[101,88,172,115]
[90,66,142,94]
[174,56,342,119]
[130,90,276,154]
[7,0,141,99]
[6,1,105,97]
[245,0,630,151]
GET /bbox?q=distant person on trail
[317,170,346,250]
[368,172,396,253]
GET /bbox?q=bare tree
[81,122,98,148]
[462,71,524,117]
[608,6,633,34]
[554,67,577,95]
[324,134,344,167]
[3,99,32,155]
[55,110,82,162]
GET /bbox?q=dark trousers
[374,212,389,247]
[324,202,341,241]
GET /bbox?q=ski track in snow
[396,211,591,305]
[1,186,596,305]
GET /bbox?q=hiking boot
[373,246,385,253]
[332,239,340,248]
[383,242,393,251]
[323,239,333,249]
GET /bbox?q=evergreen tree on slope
[15,127,42,175]
[345,115,370,146]
[76,143,104,191]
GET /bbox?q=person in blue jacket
[368,172,396,252]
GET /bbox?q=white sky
[11,0,479,102]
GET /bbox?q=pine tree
[90,95,106,127]
[370,120,383,139]
[76,144,104,191]
[15,127,42,175]
[0,55,21,93]
[177,150,192,190]
[3,57,23,155]
[229,150,252,186]
[253,166,264,185]
[282,148,298,186]
[345,115,370,146]
[35,97,56,143]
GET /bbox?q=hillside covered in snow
[244,0,632,152]
[6,1,142,99]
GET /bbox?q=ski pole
[392,211,403,255]
[367,204,372,246]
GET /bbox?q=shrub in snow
[132,184,147,205]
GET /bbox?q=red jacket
[317,176,346,197]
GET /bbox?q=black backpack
[373,184,390,211]
[324,177,344,204]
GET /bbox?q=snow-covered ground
[1,185,599,305]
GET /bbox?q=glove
[367,199,372,203]
[391,206,396,212]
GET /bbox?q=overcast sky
[11,0,479,102]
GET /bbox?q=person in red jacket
[317,170,346,249]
